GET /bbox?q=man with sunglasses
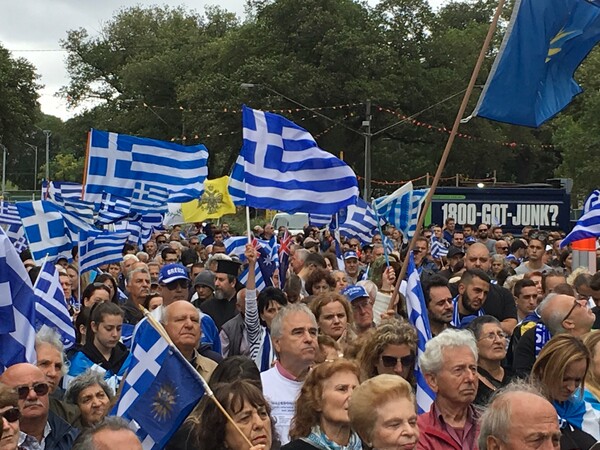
[476,223,497,255]
[0,364,78,450]
[0,383,21,450]
[512,294,595,378]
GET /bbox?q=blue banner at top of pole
[227,105,359,214]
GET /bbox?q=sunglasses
[381,354,416,368]
[0,407,21,423]
[164,279,189,290]
[16,382,49,400]
[562,299,583,323]
[478,228,488,232]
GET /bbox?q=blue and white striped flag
[113,321,206,449]
[338,197,385,245]
[84,129,209,212]
[0,201,21,226]
[406,252,436,414]
[309,213,333,229]
[114,213,161,247]
[42,181,83,201]
[49,194,96,240]
[430,239,449,259]
[228,106,359,214]
[16,201,72,263]
[33,261,76,348]
[0,227,36,373]
[224,236,249,259]
[561,190,600,247]
[374,182,430,240]
[79,229,131,274]
[96,192,137,225]
[6,223,28,254]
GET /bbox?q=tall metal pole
[363,99,372,200]
[43,130,51,180]
[34,147,38,189]
[1,144,6,196]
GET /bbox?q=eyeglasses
[478,228,488,232]
[16,382,49,400]
[529,231,548,242]
[0,407,21,423]
[380,354,416,368]
[562,299,584,323]
[164,279,189,290]
[478,331,508,342]
[351,299,371,310]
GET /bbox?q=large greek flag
[406,252,436,414]
[338,197,384,245]
[228,106,359,214]
[561,190,600,247]
[79,229,131,273]
[374,182,430,240]
[84,129,209,211]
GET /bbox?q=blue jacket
[46,410,79,450]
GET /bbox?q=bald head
[541,294,595,336]
[1,363,49,424]
[465,243,491,271]
[162,301,200,358]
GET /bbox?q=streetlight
[24,143,38,190]
[240,83,374,199]
[34,126,51,180]
[0,143,7,196]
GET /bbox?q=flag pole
[245,206,252,244]
[370,198,390,268]
[388,0,506,312]
[138,306,255,449]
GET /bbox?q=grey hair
[270,303,317,339]
[332,270,351,284]
[126,267,150,284]
[65,370,114,405]
[419,329,478,375]
[294,248,309,264]
[35,326,68,376]
[72,416,140,450]
[538,293,567,335]
[122,254,139,264]
[478,380,548,449]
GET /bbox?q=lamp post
[0,143,7,196]
[24,143,38,189]
[42,129,51,180]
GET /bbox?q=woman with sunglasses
[466,315,513,406]
[284,359,361,450]
[64,302,131,393]
[532,334,600,449]
[0,383,21,450]
[357,319,417,384]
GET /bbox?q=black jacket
[45,410,79,450]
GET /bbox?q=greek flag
[338,197,384,245]
[114,214,160,247]
[33,261,76,348]
[561,190,600,247]
[225,236,249,259]
[374,182,430,240]
[430,239,449,259]
[309,213,333,229]
[84,129,209,211]
[0,201,21,226]
[113,321,206,449]
[49,194,96,240]
[16,201,72,263]
[42,181,83,201]
[96,192,138,225]
[79,229,131,273]
[406,252,436,414]
[0,227,36,373]
[228,106,359,214]
[5,223,27,254]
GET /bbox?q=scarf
[452,295,484,328]
[534,322,551,357]
[306,426,362,450]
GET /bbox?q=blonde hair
[349,374,414,444]
[583,331,600,401]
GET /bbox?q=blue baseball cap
[344,251,359,260]
[159,264,189,285]
[342,285,370,302]
[465,236,477,244]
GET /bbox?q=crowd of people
[2,217,600,450]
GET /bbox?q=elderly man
[478,381,561,449]
[0,363,78,449]
[162,301,218,381]
[122,268,151,325]
[342,285,374,335]
[71,417,142,449]
[512,293,596,377]
[200,259,241,329]
[261,303,318,445]
[418,329,479,450]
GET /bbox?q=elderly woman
[349,374,419,450]
[531,334,600,448]
[0,383,21,450]
[65,371,113,428]
[188,379,278,450]
[466,315,512,406]
[310,292,355,353]
[357,319,417,384]
[283,359,361,450]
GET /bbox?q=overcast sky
[1,0,443,121]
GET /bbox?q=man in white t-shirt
[260,303,318,445]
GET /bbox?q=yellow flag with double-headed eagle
[181,176,236,222]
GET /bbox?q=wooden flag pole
[388,0,506,311]
[138,306,255,449]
